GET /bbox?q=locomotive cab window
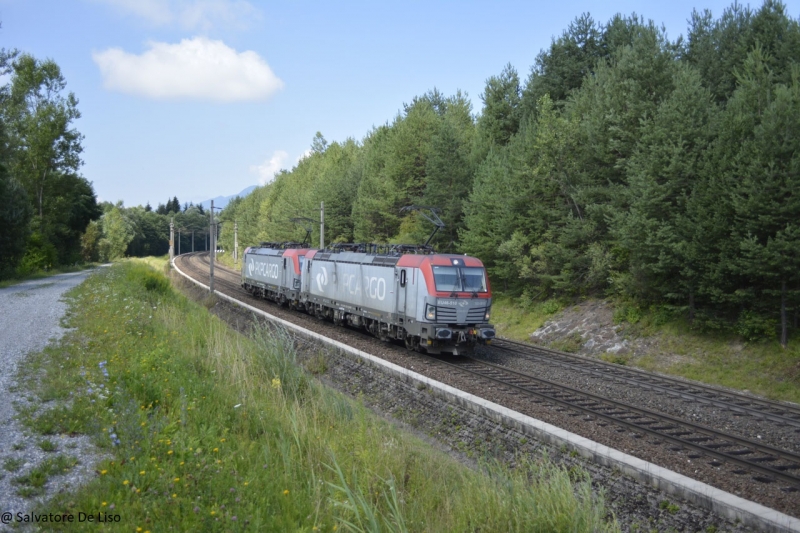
[462,267,488,292]
[432,266,487,293]
[400,269,407,287]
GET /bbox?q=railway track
[434,355,800,491]
[490,338,800,429]
[174,252,800,497]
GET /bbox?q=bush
[735,311,777,342]
[16,232,58,275]
[613,304,641,325]
[126,264,171,294]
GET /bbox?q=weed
[3,458,24,472]
[613,304,642,325]
[39,439,57,452]
[600,353,629,366]
[17,486,41,498]
[551,332,584,353]
[12,443,25,451]
[305,353,328,375]
[12,454,78,493]
[658,500,679,514]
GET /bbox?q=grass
[16,260,617,532]
[12,455,78,497]
[39,439,58,452]
[211,250,238,271]
[490,294,564,342]
[3,458,24,472]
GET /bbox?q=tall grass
[20,261,617,532]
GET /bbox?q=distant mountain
[198,185,257,210]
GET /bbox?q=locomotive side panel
[243,252,285,289]
[307,260,396,316]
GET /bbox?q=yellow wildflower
[283,490,289,496]
[174,477,180,482]
[100,470,107,475]
[123,480,129,486]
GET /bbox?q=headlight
[425,304,436,321]
[485,308,491,321]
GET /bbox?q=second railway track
[489,337,800,429]
[435,355,800,490]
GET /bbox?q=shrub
[17,232,58,275]
[735,311,777,342]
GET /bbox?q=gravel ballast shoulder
[0,270,107,529]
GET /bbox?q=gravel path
[0,270,103,529]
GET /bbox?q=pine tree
[613,63,718,317]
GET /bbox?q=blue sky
[2,0,798,208]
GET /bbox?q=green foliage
[12,454,78,497]
[613,304,642,325]
[0,50,99,274]
[80,220,101,262]
[99,206,135,261]
[478,64,521,147]
[735,311,778,342]
[0,170,31,278]
[18,231,58,275]
[127,267,171,294]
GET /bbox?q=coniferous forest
[218,1,800,345]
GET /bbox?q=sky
[2,0,799,208]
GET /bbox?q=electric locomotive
[241,241,312,307]
[240,207,495,354]
[303,243,495,354]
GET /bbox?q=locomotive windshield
[432,266,487,293]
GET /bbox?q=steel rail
[433,355,800,489]
[490,338,800,428]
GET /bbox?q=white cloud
[178,0,259,31]
[92,0,260,30]
[93,37,283,102]
[296,149,313,163]
[250,150,288,184]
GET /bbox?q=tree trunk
[38,167,48,219]
[780,280,787,348]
